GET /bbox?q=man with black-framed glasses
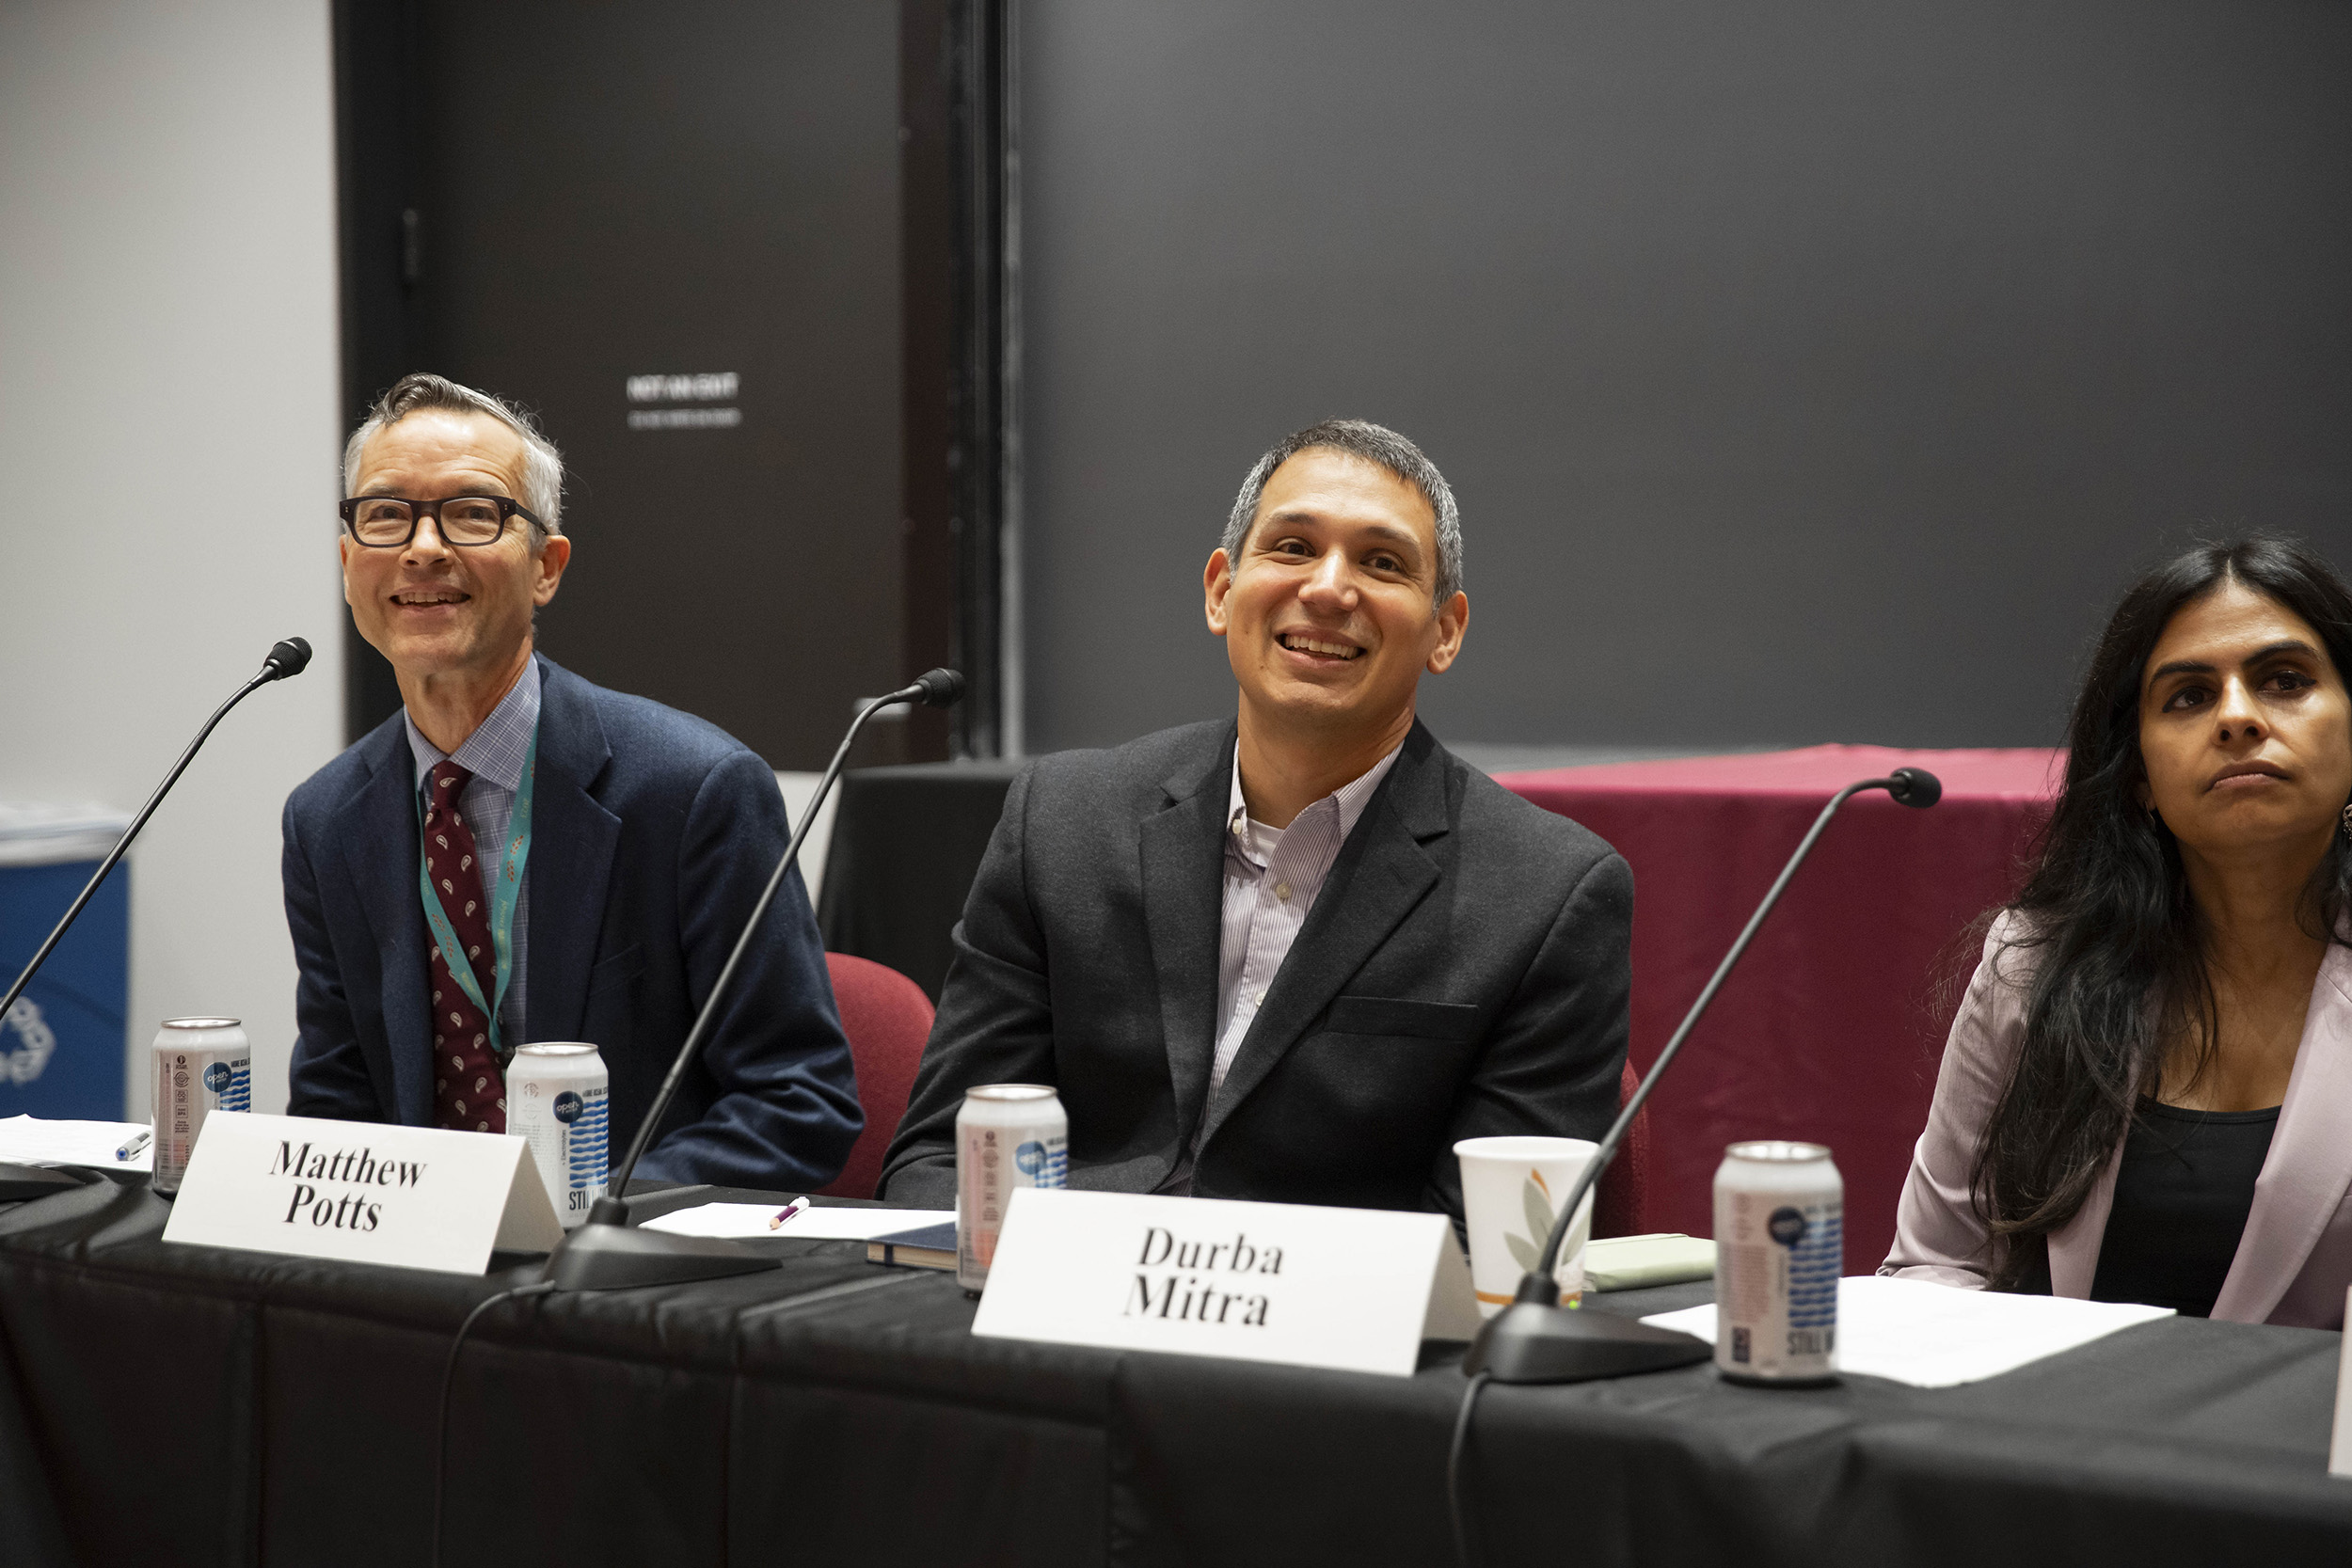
[281,372,861,1194]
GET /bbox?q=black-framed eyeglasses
[338,494,543,547]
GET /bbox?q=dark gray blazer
[879,718,1632,1218]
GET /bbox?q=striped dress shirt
[1212,743,1402,1097]
[403,657,539,1054]
[1156,741,1401,1195]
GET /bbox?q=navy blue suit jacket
[282,655,861,1189]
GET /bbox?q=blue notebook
[866,1220,957,1270]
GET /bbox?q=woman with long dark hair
[1883,536,2352,1325]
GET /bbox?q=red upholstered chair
[815,953,936,1200]
[1593,1060,1650,1238]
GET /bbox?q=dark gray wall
[376,0,907,770]
[1017,0,2352,753]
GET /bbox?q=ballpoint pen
[117,1129,152,1162]
[768,1196,811,1229]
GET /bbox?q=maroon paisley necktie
[422,763,506,1133]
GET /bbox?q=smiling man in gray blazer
[881,420,1631,1218]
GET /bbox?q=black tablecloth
[817,760,1025,998]
[4,1172,2349,1567]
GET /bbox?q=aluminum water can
[955,1084,1068,1290]
[151,1018,250,1195]
[1713,1140,1842,1384]
[508,1042,610,1228]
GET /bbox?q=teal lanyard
[415,726,538,1060]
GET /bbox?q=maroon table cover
[1500,744,2060,1271]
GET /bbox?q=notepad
[0,1115,153,1171]
[1584,1232,1715,1291]
[1640,1274,2173,1387]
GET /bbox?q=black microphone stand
[1462,767,1942,1383]
[0,639,314,1204]
[543,669,965,1291]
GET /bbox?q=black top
[2089,1099,2280,1318]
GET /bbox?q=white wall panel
[0,0,343,1115]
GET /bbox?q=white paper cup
[1454,1135,1597,1318]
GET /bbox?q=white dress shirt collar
[1224,737,1403,863]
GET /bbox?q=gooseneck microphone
[0,638,314,1204]
[1464,766,1942,1385]
[1446,766,1942,1568]
[543,669,965,1291]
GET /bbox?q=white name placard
[970,1188,1479,1378]
[2332,1286,2352,1478]
[162,1112,561,1274]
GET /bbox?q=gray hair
[342,372,566,543]
[1221,420,1462,607]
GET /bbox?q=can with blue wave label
[151,1018,249,1196]
[510,1042,610,1229]
[1713,1140,1842,1385]
[956,1084,1068,1291]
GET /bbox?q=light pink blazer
[1882,915,2352,1328]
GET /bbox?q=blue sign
[554,1090,583,1125]
[0,859,129,1119]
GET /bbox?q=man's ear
[532,534,573,605]
[1424,591,1469,674]
[1203,548,1233,637]
[338,534,355,608]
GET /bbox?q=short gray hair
[342,372,566,543]
[1222,420,1462,607]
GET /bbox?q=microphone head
[1886,767,1942,809]
[914,668,965,708]
[263,637,313,680]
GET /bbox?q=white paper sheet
[0,1114,153,1171]
[1641,1274,2173,1387]
[639,1201,955,1241]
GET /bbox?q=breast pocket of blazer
[1321,995,1481,1042]
[586,943,645,998]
